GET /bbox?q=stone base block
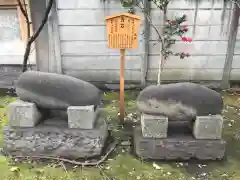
[141,113,168,138]
[133,126,226,160]
[3,110,108,159]
[7,100,41,127]
[67,105,99,129]
[193,115,223,139]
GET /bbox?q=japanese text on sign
[106,13,141,49]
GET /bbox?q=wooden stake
[120,49,125,121]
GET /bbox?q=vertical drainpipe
[141,0,150,86]
[221,2,240,89]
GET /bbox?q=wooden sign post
[105,13,141,122]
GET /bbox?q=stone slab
[141,113,168,138]
[136,83,223,121]
[3,110,108,159]
[67,105,99,129]
[7,100,41,127]
[16,71,103,109]
[193,115,223,139]
[133,126,226,160]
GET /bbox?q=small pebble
[121,141,131,146]
[105,166,110,170]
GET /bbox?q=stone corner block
[193,114,223,140]
[67,105,99,129]
[7,100,41,127]
[140,113,168,138]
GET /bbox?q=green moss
[0,91,240,179]
[0,96,15,146]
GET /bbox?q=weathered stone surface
[133,126,226,160]
[3,110,108,159]
[193,115,223,139]
[7,100,41,127]
[136,83,223,121]
[42,117,68,127]
[15,71,103,109]
[50,110,68,120]
[67,105,100,129]
[141,113,168,138]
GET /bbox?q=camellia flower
[181,36,192,42]
[163,15,191,60]
[181,37,187,41]
[183,25,188,32]
[186,37,192,42]
[180,52,185,59]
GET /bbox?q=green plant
[163,14,192,60]
[122,0,191,84]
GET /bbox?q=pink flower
[181,36,192,42]
[183,26,188,32]
[181,37,187,41]
[186,37,192,42]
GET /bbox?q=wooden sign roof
[105,12,141,20]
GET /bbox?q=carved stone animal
[15,71,103,110]
[136,82,223,121]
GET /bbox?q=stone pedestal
[3,110,108,159]
[193,115,223,139]
[140,113,168,138]
[7,100,41,127]
[67,105,100,129]
[133,126,226,160]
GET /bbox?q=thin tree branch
[230,0,240,8]
[158,7,167,85]
[136,0,167,85]
[16,0,29,21]
[135,0,164,49]
[22,0,31,39]
[17,0,54,72]
[17,0,31,40]
[97,165,115,180]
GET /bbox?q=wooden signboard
[105,13,141,121]
[106,13,141,49]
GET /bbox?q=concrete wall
[50,0,239,84]
[149,0,233,82]
[2,0,228,89]
[56,0,143,83]
[1,0,240,88]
